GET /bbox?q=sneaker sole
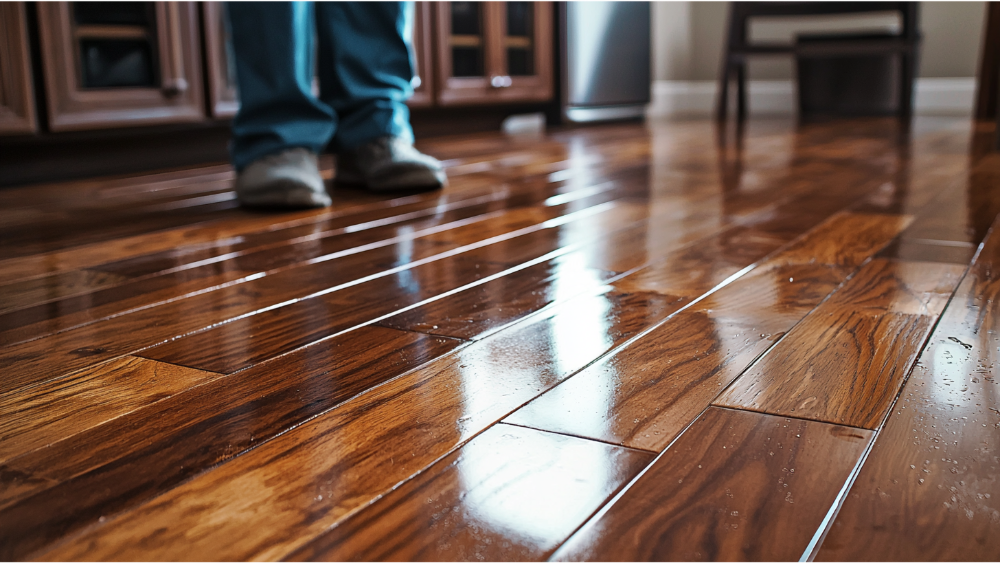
[237,184,332,209]
[337,169,446,193]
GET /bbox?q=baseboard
[647,77,977,118]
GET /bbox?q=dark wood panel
[551,407,871,561]
[505,262,847,451]
[816,218,1000,561]
[30,286,677,561]
[0,326,461,559]
[715,259,966,429]
[287,424,652,562]
[0,2,37,134]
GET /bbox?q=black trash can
[795,33,901,118]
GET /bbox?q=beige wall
[652,1,987,82]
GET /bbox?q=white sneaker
[235,148,332,209]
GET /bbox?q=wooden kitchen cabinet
[434,1,553,106]
[202,2,237,118]
[0,2,37,134]
[37,1,205,131]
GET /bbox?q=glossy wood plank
[0,175,631,345]
[612,226,786,297]
[286,424,653,562]
[377,254,631,341]
[815,221,1000,561]
[0,201,641,391]
[30,286,678,561]
[0,326,461,558]
[773,212,912,268]
[135,203,648,374]
[0,357,218,465]
[502,206,911,451]
[0,270,131,316]
[505,261,847,451]
[2,117,996,562]
[715,259,965,428]
[0,194,506,345]
[551,407,871,562]
[876,238,978,265]
[0,151,525,284]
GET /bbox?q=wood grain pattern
[287,423,653,562]
[0,356,218,465]
[816,219,1000,561]
[135,203,648,374]
[715,259,966,428]
[0,178,632,344]
[610,226,786,297]
[504,205,914,451]
[377,255,628,341]
[0,326,461,559]
[33,287,675,561]
[1,118,996,561]
[505,262,847,451]
[773,212,912,268]
[551,407,872,562]
[0,201,639,391]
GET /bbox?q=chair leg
[900,52,915,119]
[717,62,731,122]
[736,63,747,121]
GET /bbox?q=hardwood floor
[2,117,999,561]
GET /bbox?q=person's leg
[315,2,445,191]
[227,1,333,171]
[226,1,333,208]
[314,1,414,150]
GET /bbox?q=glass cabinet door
[435,1,552,106]
[504,2,534,78]
[37,1,204,131]
[449,2,486,78]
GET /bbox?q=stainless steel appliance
[562,1,651,122]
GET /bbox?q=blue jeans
[226,2,415,171]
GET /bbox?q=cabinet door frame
[499,1,553,103]
[202,1,237,118]
[434,1,552,106]
[408,1,435,107]
[0,2,37,134]
[37,2,205,131]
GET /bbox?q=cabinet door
[0,2,37,134]
[435,1,552,106]
[500,1,552,102]
[202,2,237,118]
[408,1,434,107]
[37,2,205,131]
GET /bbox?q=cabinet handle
[158,3,188,98]
[490,75,512,88]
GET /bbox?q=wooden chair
[717,2,921,121]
